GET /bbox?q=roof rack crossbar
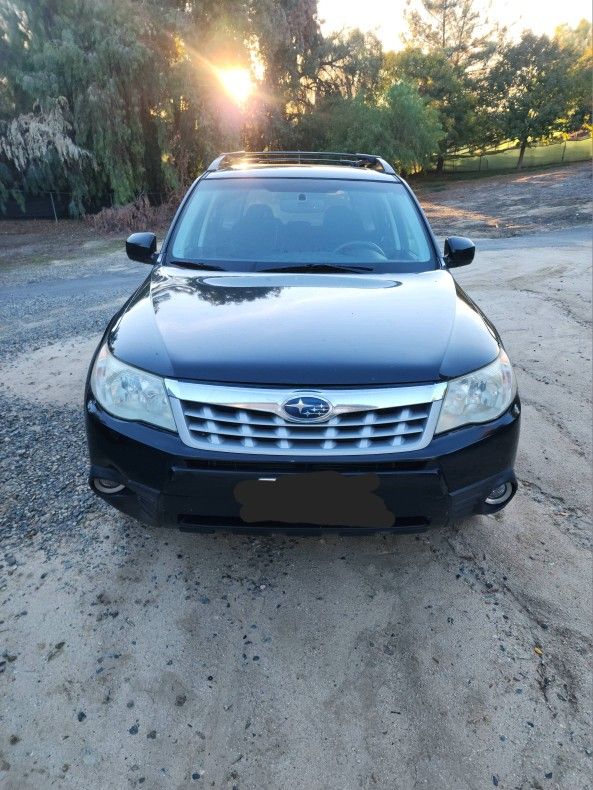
[207,151,396,175]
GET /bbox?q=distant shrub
[87,192,181,234]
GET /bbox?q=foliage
[394,1,508,166]
[243,0,322,149]
[403,0,502,69]
[312,29,384,102]
[486,33,574,166]
[305,82,443,173]
[383,48,475,167]
[0,0,590,214]
[554,20,593,130]
[0,97,94,213]
[88,192,180,234]
[1,0,169,211]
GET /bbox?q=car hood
[108,267,500,386]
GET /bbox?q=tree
[0,0,478,211]
[1,0,175,209]
[308,82,442,173]
[243,0,322,149]
[383,48,475,170]
[403,0,502,70]
[554,20,593,131]
[381,82,444,172]
[0,0,254,212]
[311,29,384,102]
[0,98,94,213]
[392,1,505,170]
[487,33,573,168]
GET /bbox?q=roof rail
[207,150,396,175]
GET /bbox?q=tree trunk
[517,139,527,169]
[435,155,445,173]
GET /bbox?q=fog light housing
[93,477,126,494]
[485,481,513,506]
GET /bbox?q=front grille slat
[184,407,429,428]
[175,389,439,456]
[184,419,425,441]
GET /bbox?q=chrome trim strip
[165,381,446,456]
[165,381,446,417]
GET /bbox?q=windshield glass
[168,177,437,273]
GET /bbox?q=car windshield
[167,176,437,273]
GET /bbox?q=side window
[387,191,430,261]
[172,195,209,258]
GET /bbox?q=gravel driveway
[0,210,591,788]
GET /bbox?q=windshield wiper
[169,260,226,271]
[261,263,374,274]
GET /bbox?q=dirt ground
[415,161,593,237]
[0,164,591,790]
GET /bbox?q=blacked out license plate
[234,470,395,528]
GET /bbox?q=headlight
[435,350,516,434]
[90,344,176,431]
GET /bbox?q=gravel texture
[416,161,593,237]
[0,172,591,789]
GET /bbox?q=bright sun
[216,67,254,107]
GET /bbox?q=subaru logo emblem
[281,395,333,422]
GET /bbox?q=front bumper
[85,394,520,533]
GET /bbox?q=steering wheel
[334,240,387,257]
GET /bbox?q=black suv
[85,151,520,533]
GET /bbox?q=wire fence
[443,137,592,174]
[0,190,168,221]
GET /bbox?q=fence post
[49,192,58,223]
[562,141,567,162]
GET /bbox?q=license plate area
[234,470,395,529]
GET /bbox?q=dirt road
[0,204,591,786]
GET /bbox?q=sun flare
[216,67,255,107]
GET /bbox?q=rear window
[168,177,436,273]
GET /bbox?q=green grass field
[444,138,592,172]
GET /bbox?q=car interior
[170,179,435,270]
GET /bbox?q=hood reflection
[151,269,282,311]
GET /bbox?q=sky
[317,0,592,51]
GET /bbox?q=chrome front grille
[166,381,446,456]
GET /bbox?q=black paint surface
[107,268,500,385]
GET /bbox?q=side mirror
[126,232,157,264]
[444,236,475,268]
